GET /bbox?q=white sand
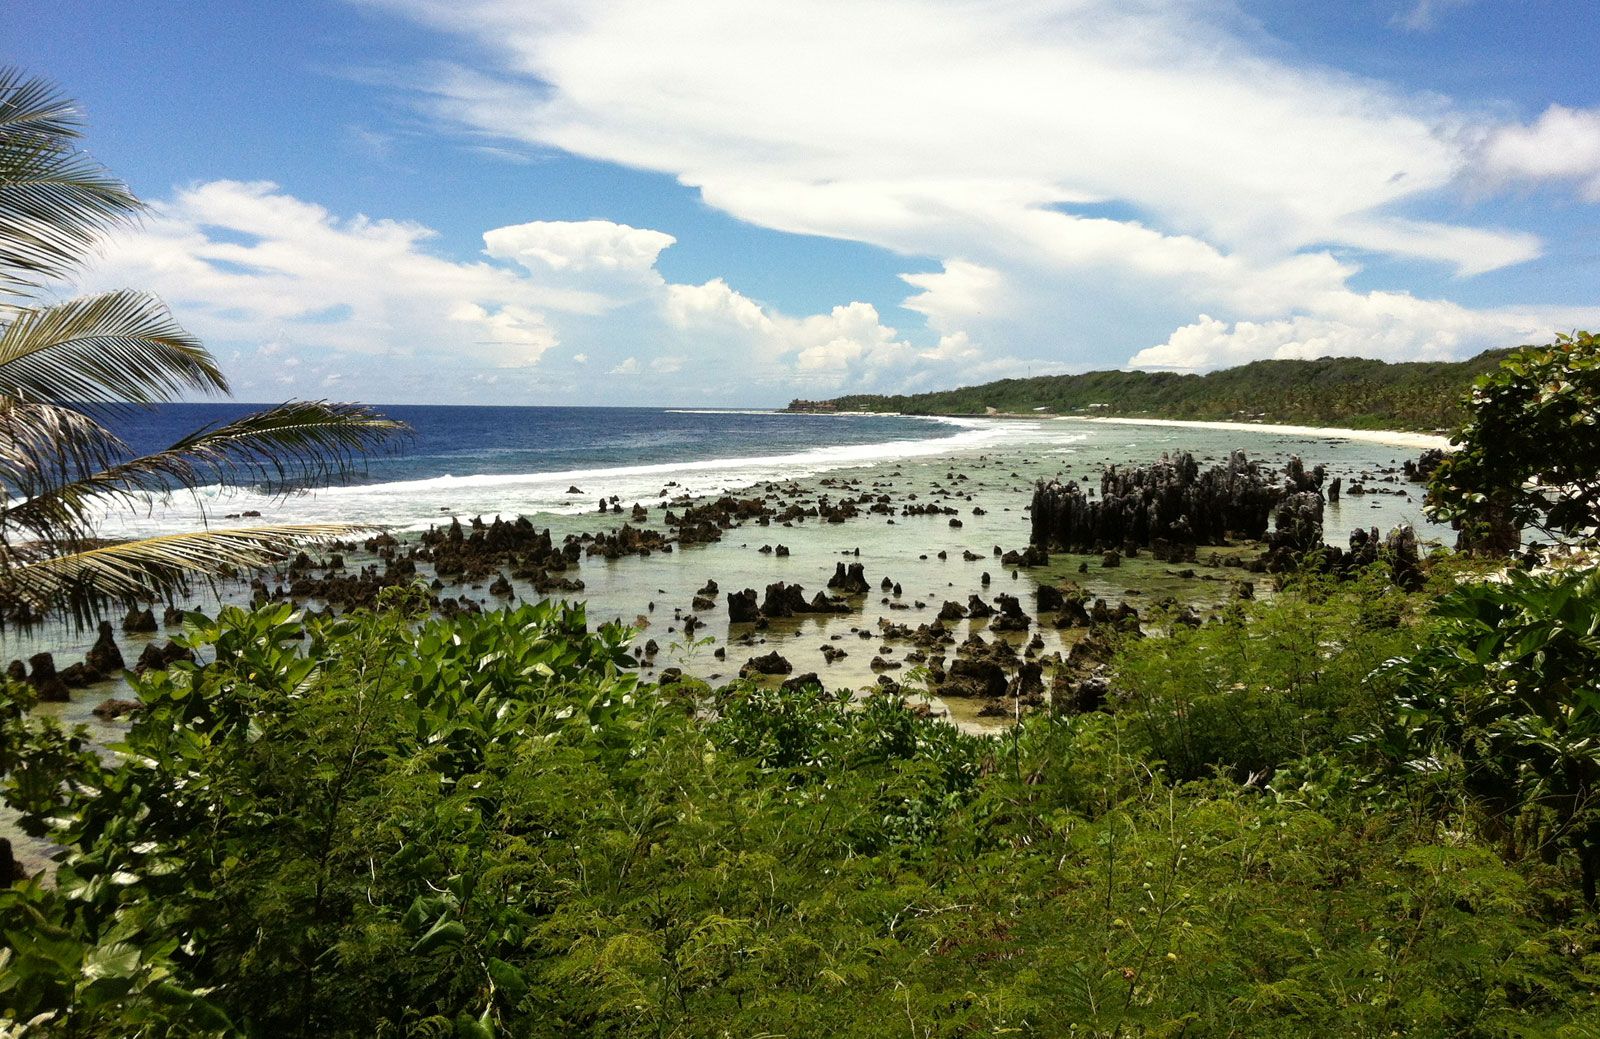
[1065,416,1453,451]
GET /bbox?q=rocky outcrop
[727,588,762,624]
[25,652,68,701]
[134,641,195,674]
[1030,451,1315,559]
[93,698,141,721]
[741,651,793,676]
[1404,448,1446,483]
[827,562,870,594]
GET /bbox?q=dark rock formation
[990,594,1031,632]
[780,672,823,693]
[1030,451,1309,558]
[727,588,762,624]
[741,651,793,676]
[827,562,870,594]
[134,641,195,674]
[93,698,141,721]
[26,652,68,701]
[1404,448,1446,483]
[0,838,23,883]
[761,582,810,618]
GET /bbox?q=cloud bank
[69,1,1600,400]
[74,180,1008,403]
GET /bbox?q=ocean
[94,404,992,536]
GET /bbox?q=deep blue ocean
[94,403,994,535]
[107,403,960,485]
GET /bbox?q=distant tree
[1427,331,1600,555]
[0,69,405,624]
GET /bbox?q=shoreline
[1061,415,1452,450]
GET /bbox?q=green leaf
[411,916,467,955]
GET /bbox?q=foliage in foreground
[1427,330,1600,554]
[4,570,1600,1037]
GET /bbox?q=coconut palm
[0,69,406,624]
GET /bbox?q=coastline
[1063,415,1453,450]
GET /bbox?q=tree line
[802,353,1516,431]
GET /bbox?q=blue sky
[10,0,1600,405]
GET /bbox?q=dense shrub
[2,581,1599,1036]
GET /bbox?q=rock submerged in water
[780,672,822,693]
[93,698,141,721]
[1030,450,1304,559]
[122,606,157,634]
[26,652,69,702]
[135,641,195,674]
[827,562,869,595]
[727,588,762,624]
[86,620,125,675]
[741,651,793,676]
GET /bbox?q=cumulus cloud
[1478,104,1600,201]
[484,219,674,273]
[67,178,1017,402]
[75,180,588,373]
[1130,294,1600,371]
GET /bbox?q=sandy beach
[1067,415,1454,450]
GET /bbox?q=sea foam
[91,417,1081,537]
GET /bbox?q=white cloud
[75,180,594,373]
[1130,294,1600,371]
[484,219,675,275]
[1478,104,1600,201]
[375,0,1535,274]
[1393,0,1475,32]
[68,178,1016,401]
[352,0,1598,377]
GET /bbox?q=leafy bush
[1110,569,1419,782]
[1428,331,1600,554]
[3,590,1599,1036]
[1363,564,1600,905]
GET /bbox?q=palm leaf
[0,68,138,286]
[2,401,409,543]
[0,524,378,625]
[0,291,225,403]
[0,398,128,505]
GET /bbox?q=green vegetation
[1427,331,1600,553]
[0,70,403,625]
[4,561,1600,1036]
[804,352,1513,430]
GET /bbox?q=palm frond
[2,401,409,543]
[0,398,128,498]
[0,291,225,402]
[0,399,129,546]
[0,523,377,625]
[0,68,138,286]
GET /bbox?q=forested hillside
[802,351,1515,430]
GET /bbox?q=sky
[8,0,1600,406]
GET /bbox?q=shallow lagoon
[19,417,1452,733]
